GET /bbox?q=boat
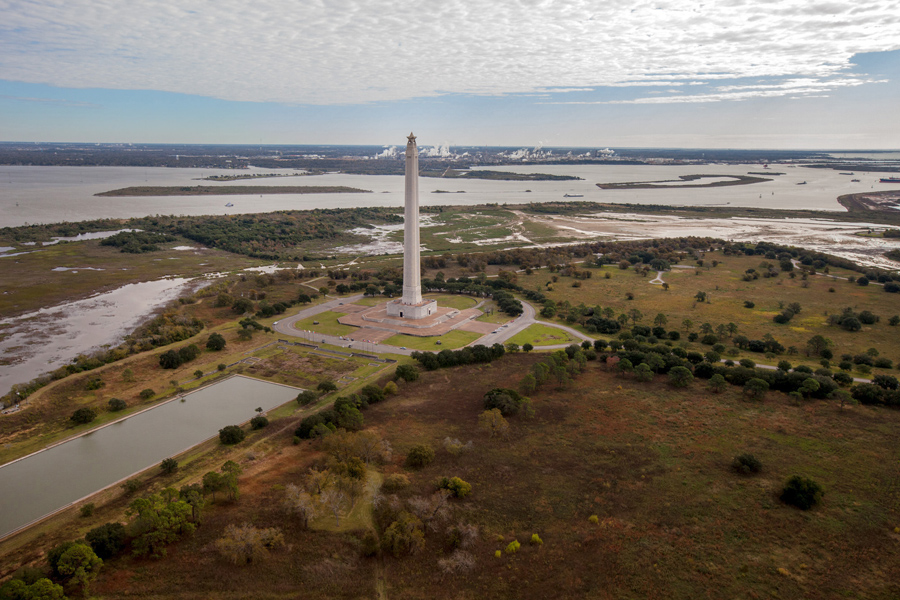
[225,202,234,207]
[839,172,854,175]
[563,193,583,198]
[796,181,807,185]
[879,177,900,183]
[851,179,860,182]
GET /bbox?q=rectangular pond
[0,376,300,538]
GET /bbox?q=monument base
[385,299,438,320]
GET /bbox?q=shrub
[296,390,317,406]
[160,458,178,474]
[384,381,399,396]
[588,515,599,524]
[381,473,410,493]
[218,363,227,371]
[504,540,521,554]
[70,407,97,425]
[80,503,95,517]
[530,533,543,546]
[667,366,693,388]
[107,398,127,412]
[250,415,269,430]
[139,388,155,400]
[85,522,127,559]
[406,444,435,469]
[780,476,824,510]
[121,478,141,494]
[317,380,338,393]
[483,387,529,416]
[743,301,755,308]
[85,377,104,391]
[219,425,246,445]
[206,333,226,351]
[732,453,762,474]
[437,476,472,498]
[395,364,420,382]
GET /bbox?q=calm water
[3,163,900,227]
[0,376,300,538]
[0,278,197,398]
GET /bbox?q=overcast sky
[1,0,899,148]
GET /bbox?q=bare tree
[319,488,347,527]
[215,524,284,565]
[283,484,316,529]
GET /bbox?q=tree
[743,378,769,400]
[668,366,693,388]
[478,409,509,440]
[694,291,708,303]
[381,511,426,557]
[800,378,820,398]
[634,363,654,382]
[395,364,419,382]
[57,543,102,596]
[829,389,857,410]
[0,578,66,600]
[160,458,178,474]
[707,373,728,393]
[406,444,436,468]
[231,298,254,314]
[122,367,135,382]
[318,487,348,527]
[523,343,534,353]
[193,369,204,379]
[628,308,643,324]
[283,484,316,529]
[158,349,182,369]
[85,522,127,559]
[682,318,694,332]
[206,332,226,351]
[108,398,127,412]
[218,425,245,445]
[317,380,338,393]
[215,523,284,565]
[654,313,668,327]
[70,407,97,425]
[806,334,831,357]
[296,390,317,405]
[780,476,823,510]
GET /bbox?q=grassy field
[27,353,895,599]
[521,251,900,374]
[292,311,357,336]
[507,323,579,347]
[383,329,482,351]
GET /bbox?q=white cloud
[0,0,898,105]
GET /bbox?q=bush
[483,387,529,416]
[160,458,178,474]
[405,444,435,469]
[530,533,543,546]
[296,390,318,405]
[437,476,472,498]
[80,503,95,517]
[317,380,338,393]
[504,540,521,554]
[70,407,97,425]
[732,453,762,474]
[206,332,226,351]
[381,473,410,493]
[780,475,823,510]
[667,366,693,388]
[139,388,155,400]
[219,425,246,445]
[85,522,127,559]
[218,363,227,371]
[250,415,269,430]
[395,364,419,382]
[107,398,127,412]
[588,515,599,524]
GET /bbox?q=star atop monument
[407,132,416,144]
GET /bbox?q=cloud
[0,0,898,105]
[0,94,99,108]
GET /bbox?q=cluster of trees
[826,307,880,332]
[158,343,201,369]
[410,343,506,370]
[294,385,388,439]
[99,230,176,253]
[520,345,596,393]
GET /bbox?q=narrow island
[95,185,372,197]
[428,168,582,181]
[596,174,770,189]
[201,172,322,181]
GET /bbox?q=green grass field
[292,311,357,336]
[383,329,482,350]
[507,323,579,346]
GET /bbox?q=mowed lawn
[507,323,579,347]
[383,329,482,351]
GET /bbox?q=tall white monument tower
[386,132,437,320]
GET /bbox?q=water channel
[0,375,300,538]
